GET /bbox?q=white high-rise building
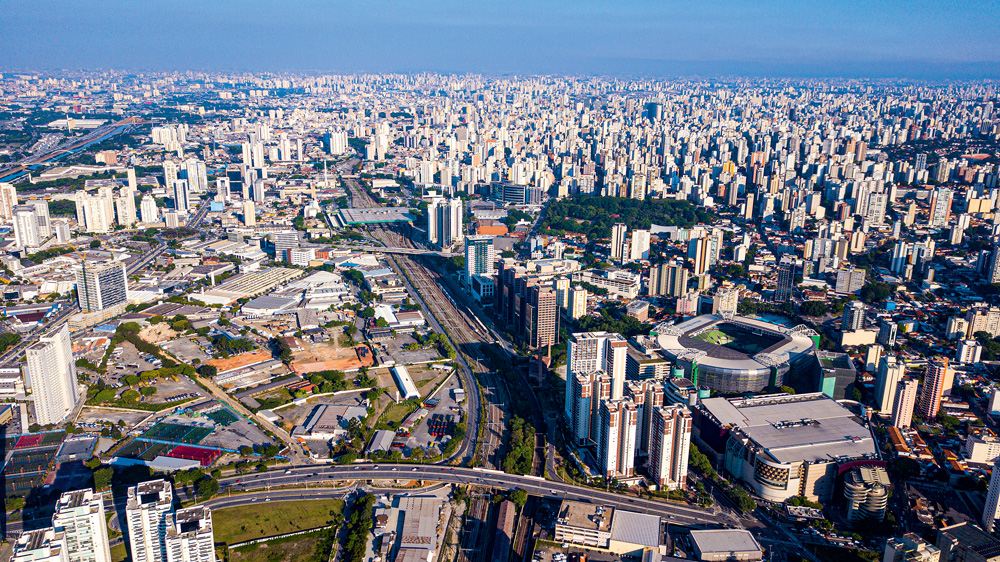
[13,205,41,248]
[648,405,692,490]
[243,201,256,226]
[25,325,79,425]
[75,192,113,234]
[891,379,918,430]
[115,190,137,228]
[611,223,627,263]
[984,459,1000,533]
[52,489,112,562]
[28,199,52,238]
[140,195,158,224]
[565,332,627,419]
[597,398,638,479]
[13,529,68,562]
[54,220,71,243]
[629,229,650,261]
[0,181,18,221]
[162,161,178,192]
[75,260,128,312]
[164,507,214,562]
[428,197,463,248]
[127,168,137,191]
[875,355,905,415]
[957,340,983,364]
[126,480,174,562]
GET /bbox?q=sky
[2,0,998,79]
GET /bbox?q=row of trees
[540,196,714,238]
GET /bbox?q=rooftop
[690,529,763,555]
[557,500,613,532]
[699,393,877,464]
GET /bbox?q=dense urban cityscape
[0,59,998,562]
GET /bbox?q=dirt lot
[290,337,374,373]
[140,323,177,343]
[76,407,151,428]
[207,349,274,371]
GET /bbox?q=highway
[212,464,721,526]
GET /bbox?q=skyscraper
[13,204,41,248]
[842,301,866,332]
[115,189,137,228]
[648,263,688,297]
[774,256,796,303]
[52,489,112,562]
[525,284,558,349]
[569,371,597,446]
[25,325,79,425]
[428,197,463,249]
[126,480,174,562]
[75,192,113,234]
[611,223,627,263]
[565,331,628,420]
[687,237,710,276]
[140,195,158,224]
[648,405,692,490]
[75,261,128,312]
[0,181,18,220]
[878,318,898,347]
[597,398,638,479]
[985,459,1000,533]
[928,187,953,227]
[875,355,905,415]
[464,235,496,279]
[162,160,178,192]
[173,179,190,213]
[891,379,918,430]
[242,201,256,227]
[28,198,52,238]
[918,357,949,419]
[629,229,650,261]
[164,507,214,562]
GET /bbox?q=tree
[799,301,829,316]
[375,317,388,328]
[361,307,375,319]
[93,467,113,490]
[89,239,101,248]
[510,489,528,507]
[410,447,425,460]
[140,387,157,396]
[197,364,217,378]
[84,457,102,470]
[196,477,220,498]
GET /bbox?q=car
[411,467,418,471]
[373,465,379,469]
[391,468,397,471]
[265,498,270,502]
[353,466,360,470]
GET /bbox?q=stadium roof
[654,314,815,371]
[699,393,877,464]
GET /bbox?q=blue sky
[2,0,997,78]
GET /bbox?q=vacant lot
[212,499,345,544]
[230,531,323,562]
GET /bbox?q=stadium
[652,314,818,394]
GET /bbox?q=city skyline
[1,0,998,79]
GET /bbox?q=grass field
[110,543,127,562]
[694,329,734,345]
[230,530,324,562]
[213,499,345,544]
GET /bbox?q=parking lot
[141,375,203,405]
[403,370,463,454]
[106,342,162,379]
[162,335,214,364]
[375,332,444,364]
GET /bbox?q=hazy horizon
[2,0,998,80]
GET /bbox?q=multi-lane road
[211,464,721,526]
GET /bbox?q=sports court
[142,422,213,445]
[167,445,222,466]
